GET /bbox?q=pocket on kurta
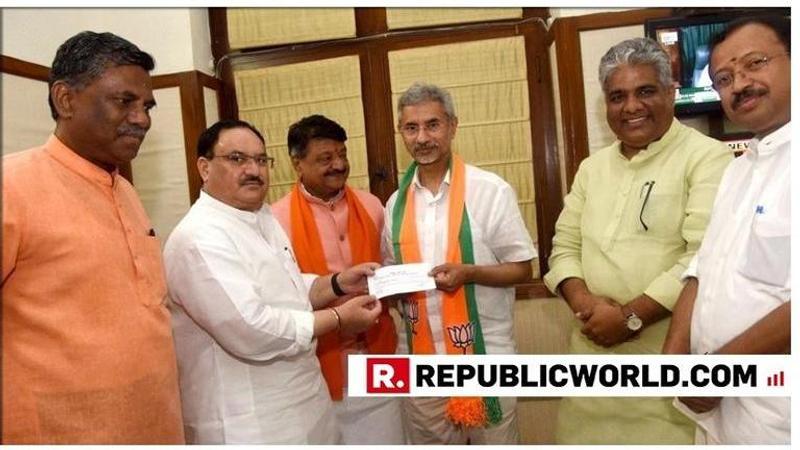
[737,218,790,288]
[639,192,684,238]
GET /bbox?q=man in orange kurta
[272,114,403,444]
[1,31,183,443]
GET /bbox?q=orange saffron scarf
[392,155,501,427]
[289,183,397,401]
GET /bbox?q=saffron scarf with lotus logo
[391,154,501,428]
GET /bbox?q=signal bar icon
[766,371,785,387]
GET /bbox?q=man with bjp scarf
[382,82,536,444]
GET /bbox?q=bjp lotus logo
[405,298,419,335]
[447,322,475,354]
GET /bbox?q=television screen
[656,23,725,110]
[646,8,789,115]
[647,17,730,115]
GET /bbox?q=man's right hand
[336,294,382,334]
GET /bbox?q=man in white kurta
[382,83,537,444]
[663,17,791,444]
[676,122,790,444]
[165,120,383,444]
[167,190,336,443]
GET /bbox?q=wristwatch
[622,306,643,332]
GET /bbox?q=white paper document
[368,263,436,299]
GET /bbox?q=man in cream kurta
[165,119,383,444]
[543,38,731,444]
[663,17,791,444]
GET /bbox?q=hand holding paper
[367,263,436,299]
[429,262,474,292]
[338,262,381,295]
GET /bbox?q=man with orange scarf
[382,83,537,444]
[273,114,403,444]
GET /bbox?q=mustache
[239,175,264,186]
[324,169,347,177]
[117,126,147,139]
[414,143,438,152]
[732,87,767,110]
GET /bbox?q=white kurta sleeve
[682,254,699,280]
[301,273,319,291]
[166,232,315,362]
[485,182,537,263]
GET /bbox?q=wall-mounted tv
[645,8,788,116]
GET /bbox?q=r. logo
[366,357,410,394]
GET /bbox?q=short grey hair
[397,82,457,122]
[598,37,673,90]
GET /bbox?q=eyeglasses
[639,181,655,231]
[711,52,789,91]
[400,120,444,137]
[212,152,274,168]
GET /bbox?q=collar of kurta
[44,134,119,187]
[615,118,685,165]
[298,182,345,206]
[749,121,791,158]
[197,190,266,225]
[411,161,453,195]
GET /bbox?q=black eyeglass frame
[208,151,275,168]
[639,181,656,231]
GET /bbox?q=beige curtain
[386,8,522,30]
[1,74,52,156]
[227,8,356,50]
[233,55,369,203]
[388,37,538,260]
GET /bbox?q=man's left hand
[430,263,474,292]
[579,301,633,347]
[338,262,381,295]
